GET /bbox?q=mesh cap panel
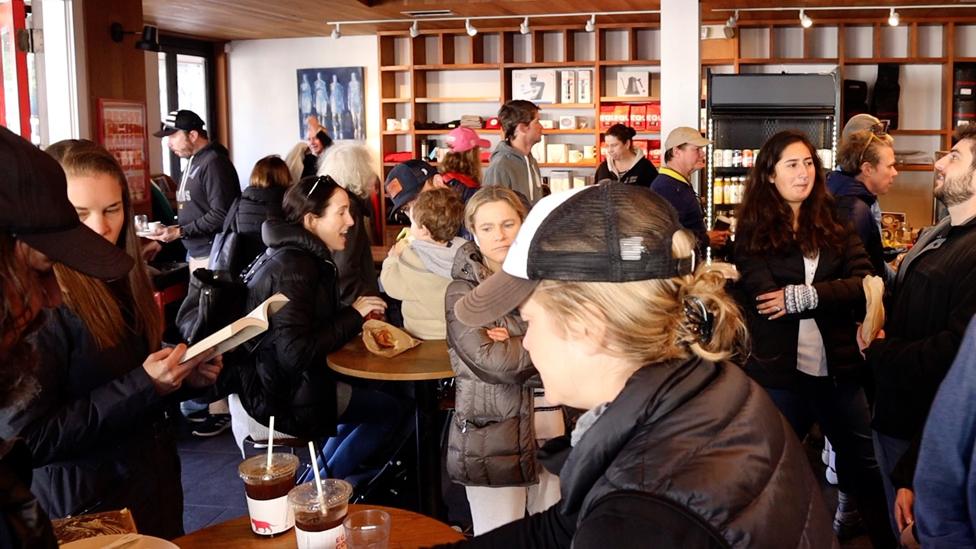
[526,184,693,282]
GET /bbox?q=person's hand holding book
[143,344,215,395]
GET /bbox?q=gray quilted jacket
[444,241,541,487]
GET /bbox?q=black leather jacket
[0,438,57,549]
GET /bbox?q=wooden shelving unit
[377,22,662,244]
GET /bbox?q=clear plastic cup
[238,453,299,536]
[287,479,353,549]
[343,509,391,549]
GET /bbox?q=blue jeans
[872,430,912,538]
[320,385,410,482]
[765,375,895,548]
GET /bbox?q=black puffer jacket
[733,228,872,389]
[228,185,285,271]
[826,170,887,279]
[236,219,364,438]
[0,305,184,539]
[444,242,540,486]
[433,359,835,549]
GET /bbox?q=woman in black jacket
[593,124,658,187]
[242,175,404,482]
[0,143,220,539]
[441,183,833,548]
[733,130,893,547]
[224,155,291,272]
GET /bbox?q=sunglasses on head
[858,124,891,166]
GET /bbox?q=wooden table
[328,338,453,519]
[174,503,463,548]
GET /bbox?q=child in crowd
[441,126,489,203]
[380,188,466,340]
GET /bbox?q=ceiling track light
[331,23,341,39]
[799,9,813,28]
[409,20,419,37]
[726,9,738,28]
[585,14,596,33]
[888,8,900,26]
[519,16,530,35]
[465,18,477,37]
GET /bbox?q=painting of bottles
[296,67,365,141]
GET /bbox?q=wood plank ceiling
[142,0,976,41]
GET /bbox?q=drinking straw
[266,416,275,470]
[308,441,326,504]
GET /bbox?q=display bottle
[714,178,724,205]
[723,177,734,204]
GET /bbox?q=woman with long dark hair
[241,175,407,482]
[1,142,221,539]
[594,123,658,187]
[733,130,894,547]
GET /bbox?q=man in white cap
[651,127,729,257]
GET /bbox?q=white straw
[308,441,325,503]
[266,416,275,470]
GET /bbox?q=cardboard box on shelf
[560,71,577,104]
[549,170,572,194]
[531,134,547,163]
[559,115,578,129]
[613,105,631,127]
[577,70,592,104]
[512,69,558,104]
[599,106,616,130]
[540,119,556,129]
[546,143,569,163]
[618,71,650,97]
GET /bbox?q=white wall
[226,35,380,181]
[145,51,163,174]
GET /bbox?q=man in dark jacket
[866,124,976,538]
[827,125,898,281]
[152,109,241,272]
[651,127,729,258]
[0,126,136,548]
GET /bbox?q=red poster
[96,99,151,206]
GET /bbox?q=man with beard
[863,124,976,542]
[0,125,138,547]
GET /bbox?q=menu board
[96,99,150,205]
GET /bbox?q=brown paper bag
[362,319,421,357]
[860,275,885,344]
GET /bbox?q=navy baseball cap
[154,109,206,137]
[0,126,133,280]
[384,159,437,214]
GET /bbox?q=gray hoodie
[483,140,544,203]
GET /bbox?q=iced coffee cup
[288,479,353,549]
[239,453,299,536]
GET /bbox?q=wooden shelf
[843,57,947,65]
[544,129,595,134]
[600,129,660,134]
[504,62,594,69]
[896,163,935,172]
[414,128,500,135]
[888,129,945,136]
[380,65,410,72]
[381,130,410,135]
[738,57,838,65]
[599,60,661,66]
[541,162,597,168]
[415,63,501,70]
[414,97,500,103]
[381,97,412,103]
[600,96,660,103]
[540,103,595,109]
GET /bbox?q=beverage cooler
[705,72,839,251]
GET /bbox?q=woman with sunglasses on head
[0,142,221,539]
[733,130,895,548]
[827,127,898,282]
[239,175,407,482]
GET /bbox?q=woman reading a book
[242,175,407,483]
[732,130,894,547]
[0,141,221,539]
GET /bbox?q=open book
[180,293,289,363]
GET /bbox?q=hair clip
[306,176,324,198]
[683,295,714,344]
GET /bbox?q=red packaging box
[613,105,631,127]
[599,106,615,130]
[646,103,661,131]
[630,105,647,130]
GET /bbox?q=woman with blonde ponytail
[1,141,222,540]
[442,183,833,548]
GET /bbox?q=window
[157,35,215,181]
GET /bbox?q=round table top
[173,503,463,548]
[327,337,453,381]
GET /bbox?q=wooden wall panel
[83,0,147,136]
